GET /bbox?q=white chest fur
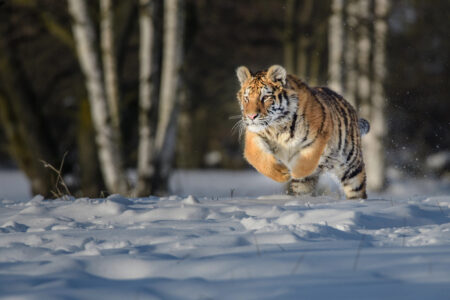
[257,131,302,170]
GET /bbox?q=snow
[0,169,450,299]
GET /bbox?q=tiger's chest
[263,131,303,169]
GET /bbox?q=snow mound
[0,191,449,299]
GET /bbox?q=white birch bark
[153,0,184,188]
[328,0,344,93]
[366,0,390,190]
[356,0,372,117]
[343,0,358,106]
[100,0,121,133]
[68,0,128,195]
[136,0,156,196]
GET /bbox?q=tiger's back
[236,65,369,199]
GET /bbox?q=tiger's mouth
[243,116,270,132]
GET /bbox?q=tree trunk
[152,0,184,194]
[77,98,104,197]
[0,92,55,197]
[328,0,344,93]
[366,0,390,190]
[356,0,372,112]
[355,0,386,192]
[136,0,157,196]
[283,0,298,74]
[309,21,327,86]
[343,0,358,106]
[296,0,314,80]
[100,0,121,136]
[0,19,57,197]
[68,0,128,195]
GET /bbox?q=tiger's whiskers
[231,119,245,139]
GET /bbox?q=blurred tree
[327,0,390,191]
[343,0,358,106]
[283,0,329,85]
[136,0,159,196]
[77,98,104,196]
[386,0,450,175]
[151,0,184,194]
[328,0,344,93]
[100,0,122,142]
[68,0,129,195]
[0,7,57,196]
[367,0,389,190]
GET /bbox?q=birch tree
[356,0,376,189]
[153,0,184,193]
[343,0,359,106]
[136,0,158,196]
[68,0,128,195]
[356,0,372,117]
[100,0,121,135]
[366,0,390,190]
[328,0,344,93]
[329,0,389,191]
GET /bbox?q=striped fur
[236,65,369,199]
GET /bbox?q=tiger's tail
[358,118,370,136]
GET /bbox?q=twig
[40,152,72,199]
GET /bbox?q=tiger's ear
[236,66,251,85]
[267,65,287,85]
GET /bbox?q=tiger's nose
[247,113,259,120]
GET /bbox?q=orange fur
[244,131,291,182]
[291,134,329,179]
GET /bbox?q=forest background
[0,0,448,198]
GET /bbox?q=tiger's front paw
[271,163,291,182]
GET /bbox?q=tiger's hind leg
[340,161,367,199]
[287,174,319,196]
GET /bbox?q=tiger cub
[236,65,370,199]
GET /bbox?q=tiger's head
[236,65,297,133]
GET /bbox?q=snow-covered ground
[0,169,450,299]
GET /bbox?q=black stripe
[346,149,361,174]
[320,87,345,101]
[342,163,363,182]
[282,91,288,103]
[290,112,298,138]
[336,113,343,153]
[337,102,353,155]
[349,119,360,162]
[300,122,309,144]
[302,139,314,149]
[316,98,327,134]
[346,144,355,163]
[275,92,281,104]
